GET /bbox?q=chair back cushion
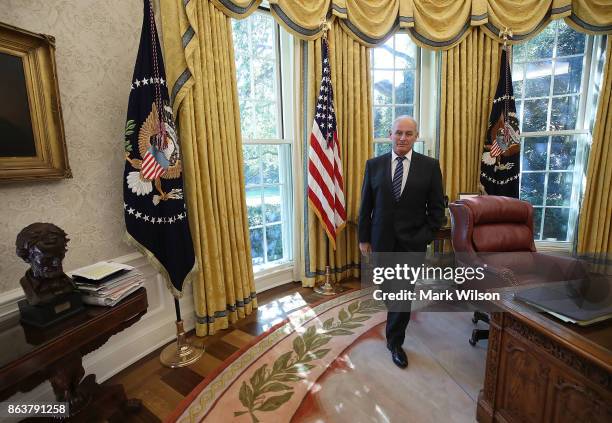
[472,224,534,252]
[464,196,532,225]
[450,196,536,253]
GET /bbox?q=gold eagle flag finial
[319,18,331,39]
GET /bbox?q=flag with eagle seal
[123,0,195,297]
[480,48,521,197]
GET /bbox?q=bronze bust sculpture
[16,223,75,306]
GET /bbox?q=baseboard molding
[255,266,295,292]
[0,288,23,319]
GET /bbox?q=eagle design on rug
[125,102,183,205]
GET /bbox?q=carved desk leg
[47,351,90,415]
[47,351,142,421]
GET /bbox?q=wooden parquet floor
[104,280,361,422]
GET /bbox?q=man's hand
[359,242,372,255]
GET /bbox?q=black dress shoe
[387,344,408,368]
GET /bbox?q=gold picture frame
[0,22,71,182]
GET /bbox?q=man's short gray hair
[391,115,418,131]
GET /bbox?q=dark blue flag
[480,48,521,197]
[123,0,195,297]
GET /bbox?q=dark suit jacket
[358,151,445,252]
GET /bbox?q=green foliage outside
[515,21,586,242]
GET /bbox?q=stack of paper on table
[69,261,144,307]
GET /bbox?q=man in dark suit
[359,116,445,368]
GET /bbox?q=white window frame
[513,24,603,250]
[370,33,439,158]
[233,10,295,286]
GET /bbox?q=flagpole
[309,20,346,296]
[160,297,204,368]
[314,232,347,296]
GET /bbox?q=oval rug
[167,288,477,422]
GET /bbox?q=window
[512,20,599,243]
[371,33,430,156]
[232,12,293,272]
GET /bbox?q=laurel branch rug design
[167,288,485,423]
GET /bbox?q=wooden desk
[0,287,148,421]
[478,292,612,422]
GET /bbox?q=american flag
[490,138,503,157]
[307,37,346,248]
[141,146,167,180]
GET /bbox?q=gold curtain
[269,0,333,40]
[209,1,612,48]
[299,22,373,286]
[160,0,257,336]
[578,38,612,255]
[439,29,500,201]
[211,0,262,19]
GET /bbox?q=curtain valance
[211,0,612,49]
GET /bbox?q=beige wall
[0,0,144,292]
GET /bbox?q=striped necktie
[392,156,405,201]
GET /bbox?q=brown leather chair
[449,196,586,345]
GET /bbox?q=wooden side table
[0,287,148,421]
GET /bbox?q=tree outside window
[233,12,292,270]
[512,20,593,243]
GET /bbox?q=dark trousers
[385,240,426,348]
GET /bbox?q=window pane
[262,145,279,184]
[556,22,586,57]
[549,136,576,170]
[522,137,548,171]
[512,63,524,98]
[253,57,276,101]
[542,208,570,241]
[266,224,283,262]
[235,60,252,99]
[246,188,263,226]
[553,56,583,95]
[371,34,419,155]
[264,186,281,224]
[234,12,293,270]
[253,101,278,138]
[373,38,394,68]
[516,100,523,122]
[375,142,392,156]
[239,101,255,139]
[523,99,548,132]
[512,43,526,62]
[394,34,417,68]
[395,105,413,119]
[525,61,552,98]
[374,106,392,138]
[413,141,425,154]
[372,70,393,105]
[520,173,545,205]
[546,172,573,206]
[521,23,556,61]
[243,145,261,185]
[395,70,415,104]
[533,207,543,240]
[251,15,276,101]
[550,96,579,130]
[250,228,264,265]
[232,20,251,94]
[512,20,590,245]
[232,12,279,140]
